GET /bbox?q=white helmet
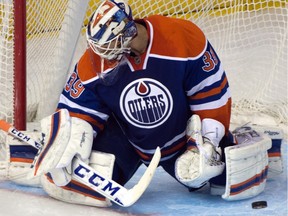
[86,0,137,60]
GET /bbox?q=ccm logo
[11,128,42,149]
[74,164,122,202]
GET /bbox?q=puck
[252,201,267,209]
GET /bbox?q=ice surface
[0,142,287,216]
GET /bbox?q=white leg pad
[0,131,41,187]
[41,150,115,207]
[221,133,271,200]
[252,126,284,176]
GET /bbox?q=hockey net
[0,0,287,137]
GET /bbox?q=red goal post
[0,0,90,130]
[13,0,26,130]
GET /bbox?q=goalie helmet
[86,0,137,60]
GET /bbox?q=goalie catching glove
[175,114,225,188]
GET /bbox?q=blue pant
[92,115,186,186]
[93,115,233,188]
[92,115,142,185]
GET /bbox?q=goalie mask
[86,0,137,61]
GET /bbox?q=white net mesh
[0,2,14,124]
[0,0,89,125]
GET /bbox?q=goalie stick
[0,119,161,207]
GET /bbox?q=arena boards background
[0,141,287,216]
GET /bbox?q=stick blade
[122,146,161,207]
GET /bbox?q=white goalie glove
[175,114,225,188]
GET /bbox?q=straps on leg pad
[41,150,115,207]
[220,130,272,201]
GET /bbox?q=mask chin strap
[100,58,105,75]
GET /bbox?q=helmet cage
[87,0,137,60]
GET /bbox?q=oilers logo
[120,78,173,128]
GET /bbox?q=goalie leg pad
[220,133,272,201]
[41,150,115,207]
[0,131,41,187]
[253,126,284,176]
